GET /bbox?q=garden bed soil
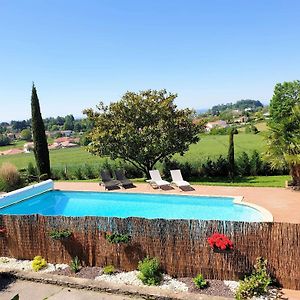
[179,277,234,298]
[51,266,102,280]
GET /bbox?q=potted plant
[207,233,233,253]
[49,229,72,241]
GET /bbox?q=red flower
[0,227,6,234]
[207,233,233,250]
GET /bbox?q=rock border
[1,270,232,300]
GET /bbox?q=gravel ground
[96,271,189,292]
[0,257,68,273]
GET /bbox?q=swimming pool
[0,190,264,222]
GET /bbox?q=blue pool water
[0,190,263,221]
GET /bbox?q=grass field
[0,132,267,170]
[190,175,289,187]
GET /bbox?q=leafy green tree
[228,128,235,179]
[20,129,32,141]
[31,83,51,178]
[0,134,10,146]
[266,81,300,187]
[84,89,200,175]
[63,114,75,130]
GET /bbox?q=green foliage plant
[193,273,208,289]
[266,80,300,187]
[70,256,81,273]
[84,89,200,176]
[105,233,130,244]
[137,257,162,286]
[103,265,116,275]
[235,257,271,300]
[32,256,47,272]
[49,229,72,240]
[31,83,51,179]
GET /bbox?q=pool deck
[54,182,300,224]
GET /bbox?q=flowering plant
[0,227,6,234]
[207,233,233,251]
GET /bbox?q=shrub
[27,162,38,182]
[193,273,208,289]
[137,257,162,286]
[32,256,47,272]
[70,256,81,273]
[106,233,130,244]
[207,233,234,251]
[162,159,193,181]
[49,229,72,240]
[237,152,251,176]
[83,164,95,179]
[73,167,84,180]
[245,124,259,134]
[0,163,23,192]
[202,156,229,177]
[250,150,262,176]
[235,258,271,300]
[103,265,116,275]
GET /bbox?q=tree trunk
[290,164,300,187]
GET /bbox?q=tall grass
[0,162,23,192]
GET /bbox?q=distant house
[46,130,74,138]
[48,137,80,150]
[60,130,73,137]
[54,137,79,144]
[205,120,228,132]
[234,116,249,124]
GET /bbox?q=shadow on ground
[0,273,16,292]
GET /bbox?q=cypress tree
[228,128,236,180]
[31,83,51,179]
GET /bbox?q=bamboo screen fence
[0,215,299,289]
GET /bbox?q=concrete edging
[1,270,233,300]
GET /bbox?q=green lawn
[0,140,26,151]
[190,175,289,188]
[175,133,266,164]
[0,132,267,170]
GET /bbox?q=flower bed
[0,257,281,299]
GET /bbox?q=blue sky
[0,0,300,121]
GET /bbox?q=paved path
[0,280,144,300]
[55,182,300,223]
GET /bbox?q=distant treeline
[0,115,93,133]
[209,99,264,115]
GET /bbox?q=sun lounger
[115,169,135,188]
[170,169,192,189]
[148,170,171,189]
[100,170,121,190]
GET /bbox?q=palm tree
[265,105,300,187]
